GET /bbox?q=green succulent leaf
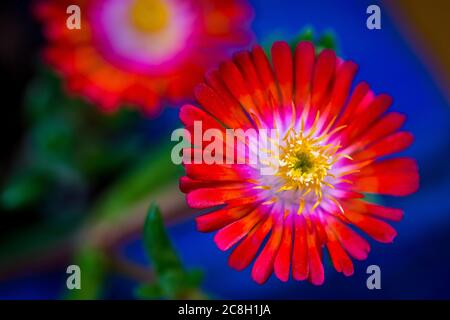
[291,27,337,52]
[294,26,315,43]
[316,31,337,52]
[135,283,163,299]
[140,203,206,299]
[0,170,49,210]
[143,203,183,275]
[65,247,107,300]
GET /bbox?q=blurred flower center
[130,0,170,33]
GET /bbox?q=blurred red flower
[34,0,253,114]
[180,41,419,285]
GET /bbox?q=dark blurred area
[0,0,42,237]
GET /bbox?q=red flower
[34,0,253,114]
[180,41,419,285]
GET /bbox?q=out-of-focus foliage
[0,67,181,284]
[61,150,181,299]
[65,247,107,300]
[292,27,337,52]
[88,143,181,223]
[263,27,337,56]
[1,67,149,213]
[136,204,205,299]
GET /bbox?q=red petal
[327,214,370,260]
[292,214,309,280]
[345,94,393,143]
[233,51,267,116]
[274,214,293,282]
[293,41,315,108]
[353,131,414,161]
[180,176,245,193]
[364,202,404,222]
[311,49,336,109]
[194,82,249,129]
[345,200,404,222]
[271,41,293,107]
[219,60,259,116]
[252,214,284,284]
[325,226,354,276]
[214,206,266,251]
[328,61,358,117]
[344,210,398,243]
[251,45,281,110]
[306,223,325,285]
[353,158,419,196]
[179,104,224,138]
[348,112,406,152]
[187,186,257,209]
[196,204,256,232]
[228,211,274,270]
[185,163,256,181]
[336,82,370,127]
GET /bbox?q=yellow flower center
[255,112,351,215]
[130,0,170,33]
[278,129,335,200]
[271,112,348,214]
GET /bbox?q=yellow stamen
[297,199,305,215]
[262,197,277,205]
[253,185,271,190]
[271,111,351,212]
